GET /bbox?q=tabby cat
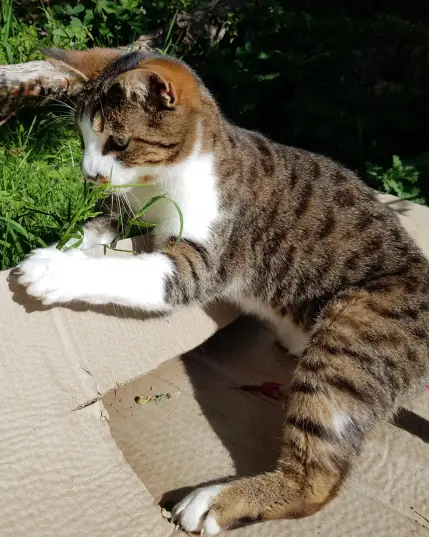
[17,47,429,534]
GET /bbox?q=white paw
[17,246,90,305]
[172,484,226,535]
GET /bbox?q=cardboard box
[1,193,428,537]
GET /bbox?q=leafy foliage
[0,0,45,63]
[180,3,428,204]
[367,156,425,204]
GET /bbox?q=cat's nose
[84,173,109,185]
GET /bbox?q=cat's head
[43,48,203,186]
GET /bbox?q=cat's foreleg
[76,215,119,250]
[17,238,217,308]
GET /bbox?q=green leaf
[83,9,94,25]
[69,17,83,30]
[0,216,29,240]
[164,198,184,242]
[0,239,12,249]
[72,4,85,14]
[255,73,280,81]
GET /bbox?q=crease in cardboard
[52,310,103,408]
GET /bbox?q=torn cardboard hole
[103,317,293,506]
[104,316,429,536]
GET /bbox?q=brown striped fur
[45,48,429,531]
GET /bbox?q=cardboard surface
[0,237,238,537]
[1,193,429,537]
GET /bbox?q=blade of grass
[1,223,10,271]
[104,245,137,254]
[9,227,25,256]
[0,216,30,240]
[164,197,184,242]
[162,10,178,55]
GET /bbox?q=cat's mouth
[84,173,109,185]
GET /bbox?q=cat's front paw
[172,484,227,535]
[17,246,88,305]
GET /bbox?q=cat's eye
[110,135,130,150]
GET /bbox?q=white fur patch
[59,226,116,251]
[125,149,219,246]
[80,116,112,180]
[332,411,351,437]
[171,484,226,535]
[226,292,311,356]
[204,514,222,536]
[17,246,174,309]
[81,225,117,250]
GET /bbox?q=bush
[179,3,429,203]
[367,156,425,204]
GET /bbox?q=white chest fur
[125,151,219,247]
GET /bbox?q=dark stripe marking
[289,381,319,394]
[286,416,335,441]
[295,182,313,219]
[180,238,210,268]
[327,375,373,404]
[135,137,180,149]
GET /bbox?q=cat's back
[220,125,429,295]
[226,125,398,238]
[276,143,428,281]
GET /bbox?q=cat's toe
[172,484,226,535]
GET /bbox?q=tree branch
[0,40,153,122]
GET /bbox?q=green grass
[0,0,79,270]
[0,1,184,271]
[0,0,106,270]
[0,115,91,269]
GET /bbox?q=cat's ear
[41,47,122,82]
[116,58,200,110]
[117,68,176,109]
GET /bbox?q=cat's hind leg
[172,290,428,534]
